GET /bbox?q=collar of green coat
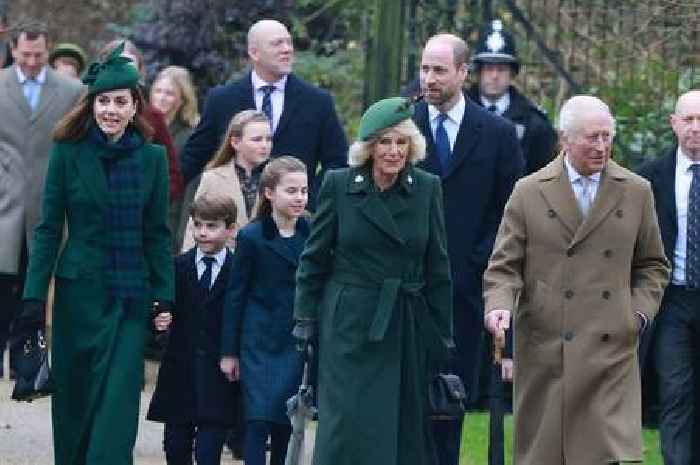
[346,164,416,195]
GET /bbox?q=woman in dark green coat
[294,97,453,465]
[18,44,174,465]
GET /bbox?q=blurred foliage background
[3,0,700,167]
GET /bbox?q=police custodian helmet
[471,19,520,74]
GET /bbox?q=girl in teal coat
[17,44,174,465]
[294,97,453,465]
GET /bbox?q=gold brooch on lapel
[407,175,413,184]
[354,175,364,183]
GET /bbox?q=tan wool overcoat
[483,156,670,465]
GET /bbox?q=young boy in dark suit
[148,194,240,465]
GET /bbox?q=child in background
[148,194,240,465]
[220,156,309,465]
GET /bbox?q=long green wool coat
[23,137,174,465]
[295,165,453,465]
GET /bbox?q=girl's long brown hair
[252,156,307,220]
[206,110,270,170]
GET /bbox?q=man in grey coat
[0,21,83,377]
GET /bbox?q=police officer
[467,20,557,175]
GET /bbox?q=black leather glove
[10,300,46,344]
[151,301,174,348]
[292,318,316,353]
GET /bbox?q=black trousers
[0,273,22,376]
[654,285,700,465]
[163,422,227,465]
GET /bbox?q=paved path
[0,360,243,465]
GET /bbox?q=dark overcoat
[221,216,308,424]
[23,138,174,465]
[147,248,239,426]
[414,97,523,403]
[179,72,348,208]
[467,84,557,175]
[294,166,453,465]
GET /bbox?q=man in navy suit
[638,90,700,465]
[413,33,524,465]
[180,19,347,209]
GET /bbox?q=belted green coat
[295,165,453,465]
[23,138,174,465]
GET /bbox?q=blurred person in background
[0,20,83,378]
[150,65,201,250]
[49,42,87,80]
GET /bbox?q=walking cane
[488,329,505,465]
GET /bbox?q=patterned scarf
[88,124,145,299]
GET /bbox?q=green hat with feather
[82,42,140,95]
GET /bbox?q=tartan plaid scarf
[89,125,145,299]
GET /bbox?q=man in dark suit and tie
[639,90,700,465]
[413,33,524,465]
[180,19,348,209]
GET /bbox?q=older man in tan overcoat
[483,95,670,465]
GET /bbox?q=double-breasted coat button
[616,209,624,218]
[601,333,610,342]
[565,289,574,299]
[564,331,574,341]
[547,209,556,218]
[604,249,613,258]
[602,290,611,299]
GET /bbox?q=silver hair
[348,119,427,167]
[558,95,616,137]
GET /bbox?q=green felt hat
[49,43,88,74]
[358,97,414,141]
[82,42,140,95]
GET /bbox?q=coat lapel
[570,161,627,247]
[4,69,32,117]
[33,69,58,122]
[443,98,482,180]
[207,250,232,302]
[414,103,443,176]
[538,155,581,236]
[657,147,679,239]
[73,142,109,210]
[348,167,407,245]
[261,216,308,265]
[274,74,302,138]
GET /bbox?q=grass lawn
[459,413,662,465]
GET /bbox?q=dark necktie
[435,113,451,171]
[687,164,700,289]
[261,85,275,128]
[200,256,216,291]
[487,104,498,113]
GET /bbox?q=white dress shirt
[428,93,466,153]
[195,247,227,288]
[251,70,287,134]
[672,147,700,285]
[480,93,510,116]
[15,65,47,111]
[564,155,601,216]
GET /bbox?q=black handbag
[11,329,55,402]
[428,373,467,420]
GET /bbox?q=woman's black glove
[292,318,316,353]
[11,300,46,344]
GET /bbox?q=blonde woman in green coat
[15,44,174,465]
[294,97,453,465]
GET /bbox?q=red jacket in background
[144,104,184,202]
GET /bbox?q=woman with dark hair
[16,43,174,465]
[100,39,185,225]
